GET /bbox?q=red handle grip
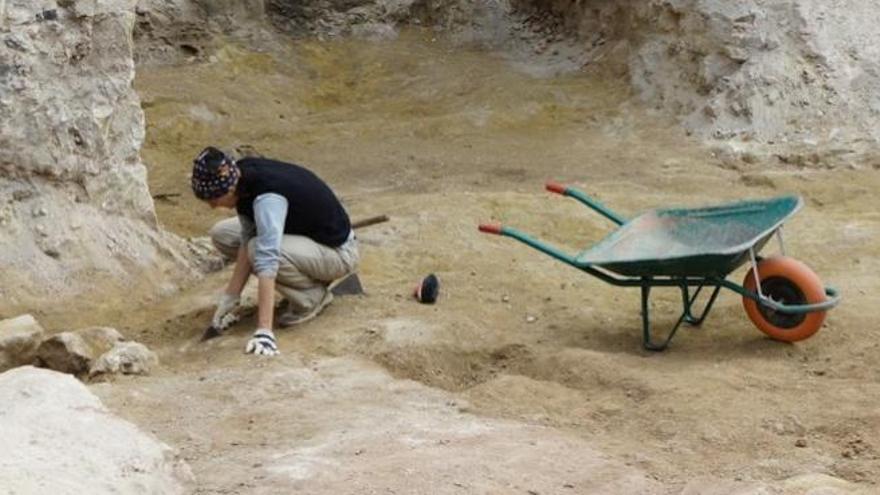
[545,181,567,194]
[478,223,503,235]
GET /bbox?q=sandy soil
[76,30,879,493]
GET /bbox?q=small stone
[795,439,808,448]
[90,342,158,377]
[526,315,537,323]
[12,189,34,201]
[502,295,510,303]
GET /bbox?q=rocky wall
[0,0,198,311]
[133,0,880,156]
[133,0,267,64]
[513,0,880,156]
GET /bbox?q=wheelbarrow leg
[641,279,722,351]
[641,281,684,351]
[681,283,722,326]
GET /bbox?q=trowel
[330,272,364,296]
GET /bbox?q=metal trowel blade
[331,273,364,296]
[200,325,223,342]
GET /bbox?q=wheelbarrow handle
[478,223,582,267]
[544,181,627,226]
[545,181,568,195]
[478,223,503,235]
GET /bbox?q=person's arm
[212,215,257,329]
[224,244,252,296]
[256,275,276,329]
[245,193,288,355]
[221,214,257,297]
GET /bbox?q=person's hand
[212,293,240,330]
[245,328,279,356]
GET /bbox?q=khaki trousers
[209,217,360,312]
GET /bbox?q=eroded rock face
[0,366,190,493]
[0,1,198,310]
[136,0,880,157]
[133,0,267,64]
[627,0,880,148]
[513,0,880,151]
[266,0,416,38]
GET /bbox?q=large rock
[0,0,198,312]
[0,366,190,493]
[36,327,123,376]
[0,314,45,372]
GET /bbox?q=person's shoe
[277,290,334,327]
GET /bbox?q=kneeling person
[191,147,359,356]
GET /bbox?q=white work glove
[245,328,279,356]
[212,293,240,330]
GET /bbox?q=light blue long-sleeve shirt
[239,193,288,278]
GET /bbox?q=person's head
[191,146,240,209]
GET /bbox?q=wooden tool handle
[352,214,389,230]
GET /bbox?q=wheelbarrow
[478,182,841,351]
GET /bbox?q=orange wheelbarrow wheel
[742,256,827,342]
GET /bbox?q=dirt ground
[68,29,880,493]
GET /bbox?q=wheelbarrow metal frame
[479,183,841,351]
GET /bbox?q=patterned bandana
[191,147,240,200]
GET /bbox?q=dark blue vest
[235,158,351,247]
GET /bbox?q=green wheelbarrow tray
[478,182,841,351]
[576,195,801,277]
